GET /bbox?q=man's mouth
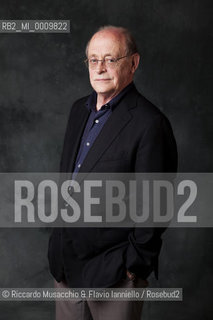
[95,79,111,81]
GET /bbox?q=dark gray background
[0,0,212,319]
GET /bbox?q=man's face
[87,31,137,98]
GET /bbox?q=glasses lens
[85,57,123,69]
[105,58,116,68]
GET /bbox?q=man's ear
[131,53,140,73]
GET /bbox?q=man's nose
[96,60,107,73]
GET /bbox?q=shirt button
[86,142,90,146]
[95,119,99,124]
[78,164,81,168]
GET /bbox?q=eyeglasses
[84,55,129,69]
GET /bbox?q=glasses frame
[84,55,129,69]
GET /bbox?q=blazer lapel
[66,104,90,172]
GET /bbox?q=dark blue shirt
[73,82,134,174]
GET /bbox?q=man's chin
[92,84,114,95]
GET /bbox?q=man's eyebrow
[88,53,115,58]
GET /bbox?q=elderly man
[48,26,177,320]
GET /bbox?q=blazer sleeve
[125,114,178,279]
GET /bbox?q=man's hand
[126,270,136,281]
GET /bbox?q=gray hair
[85,25,138,57]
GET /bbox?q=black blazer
[48,84,178,288]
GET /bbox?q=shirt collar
[86,82,134,112]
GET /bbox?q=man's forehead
[88,31,126,55]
